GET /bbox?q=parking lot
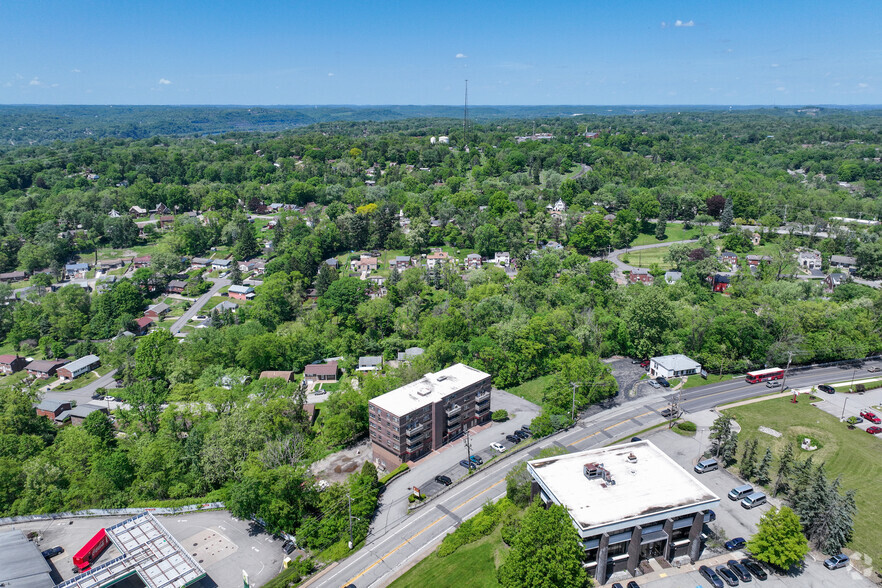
[3,510,287,587]
[626,411,875,588]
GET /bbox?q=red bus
[745,368,784,384]
[73,528,110,571]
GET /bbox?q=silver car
[647,380,661,389]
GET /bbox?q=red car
[640,360,650,369]
[867,426,882,435]
[860,411,881,424]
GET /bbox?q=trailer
[73,528,110,571]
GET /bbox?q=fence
[0,502,225,526]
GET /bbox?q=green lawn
[672,373,737,390]
[631,224,719,247]
[54,371,99,392]
[507,374,553,407]
[390,526,504,588]
[620,246,673,270]
[725,395,882,564]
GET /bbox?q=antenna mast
[463,79,469,148]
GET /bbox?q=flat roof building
[0,529,54,587]
[528,440,719,583]
[649,354,701,379]
[369,363,491,470]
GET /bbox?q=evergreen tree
[789,455,816,498]
[720,197,734,232]
[709,415,738,465]
[823,485,856,555]
[655,215,667,240]
[774,443,794,497]
[740,438,759,480]
[756,447,773,486]
[233,225,260,260]
[315,263,339,296]
[228,265,242,285]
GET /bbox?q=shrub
[491,409,509,422]
[379,463,409,485]
[438,498,512,557]
[677,421,697,432]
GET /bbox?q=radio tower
[463,79,469,149]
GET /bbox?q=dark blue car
[725,537,746,551]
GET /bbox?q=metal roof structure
[0,529,54,587]
[56,512,205,588]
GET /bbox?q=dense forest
[1,109,882,557]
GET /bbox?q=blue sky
[1,0,880,105]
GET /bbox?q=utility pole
[841,397,849,421]
[781,351,794,397]
[347,491,353,549]
[464,430,473,472]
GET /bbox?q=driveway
[42,369,119,408]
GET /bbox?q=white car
[490,442,506,453]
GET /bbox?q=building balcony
[475,402,490,413]
[405,422,425,437]
[475,391,490,403]
[445,404,462,417]
[446,413,461,426]
[406,433,426,447]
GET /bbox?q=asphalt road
[312,358,882,588]
[42,368,119,408]
[170,277,229,334]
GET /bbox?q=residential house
[325,258,339,270]
[305,288,318,302]
[546,198,566,212]
[212,300,239,314]
[228,285,255,300]
[26,359,68,379]
[129,205,147,217]
[465,253,483,269]
[133,316,154,335]
[57,355,101,380]
[797,249,822,269]
[152,203,171,215]
[396,347,424,362]
[98,259,125,271]
[35,399,71,420]
[544,241,564,251]
[427,250,450,268]
[166,279,187,294]
[390,256,411,270]
[108,209,121,218]
[96,275,118,293]
[132,255,151,268]
[750,232,762,247]
[0,354,27,374]
[357,356,383,372]
[0,271,28,283]
[367,275,385,287]
[664,271,682,285]
[304,361,339,383]
[649,354,702,379]
[830,255,857,273]
[159,215,175,229]
[719,251,738,268]
[628,269,654,284]
[191,257,212,268]
[491,252,511,266]
[350,255,379,273]
[65,263,90,279]
[211,259,233,271]
[825,272,848,291]
[259,371,295,382]
[60,404,109,426]
[712,273,731,293]
[746,255,772,266]
[144,302,170,319]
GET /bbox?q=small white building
[649,354,701,379]
[796,249,822,269]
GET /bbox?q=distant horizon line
[2,103,882,109]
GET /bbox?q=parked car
[716,565,740,586]
[514,429,529,440]
[868,366,881,373]
[725,537,746,551]
[660,406,680,418]
[435,475,452,486]
[699,565,725,588]
[640,359,650,369]
[818,384,835,394]
[765,380,781,388]
[41,546,63,558]
[740,558,767,580]
[867,426,882,434]
[727,559,752,582]
[459,459,472,469]
[626,582,641,588]
[490,442,506,452]
[505,434,520,443]
[631,436,642,442]
[823,553,849,570]
[647,379,661,389]
[656,376,671,387]
[611,584,623,588]
[469,455,483,466]
[520,425,532,433]
[861,410,881,424]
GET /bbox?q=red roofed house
[259,370,295,382]
[134,316,154,335]
[133,255,152,268]
[628,269,654,284]
[304,361,339,383]
[159,215,175,229]
[0,354,27,374]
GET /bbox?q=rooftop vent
[583,462,614,485]
[627,453,637,464]
[437,375,448,381]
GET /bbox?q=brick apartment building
[368,363,492,470]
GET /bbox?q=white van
[728,484,754,501]
[741,492,767,509]
[694,458,719,474]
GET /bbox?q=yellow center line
[567,410,655,446]
[343,478,505,586]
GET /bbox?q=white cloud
[71,68,81,73]
[328,72,334,77]
[29,77,41,86]
[858,82,869,88]
[158,78,172,85]
[660,21,668,28]
[455,53,467,59]
[674,19,694,27]
[776,86,786,92]
[770,63,779,68]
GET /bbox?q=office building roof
[0,529,53,587]
[370,363,490,416]
[650,354,701,372]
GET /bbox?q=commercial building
[528,441,719,584]
[369,363,492,470]
[0,529,54,587]
[57,354,101,380]
[648,354,701,379]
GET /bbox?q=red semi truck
[73,528,110,571]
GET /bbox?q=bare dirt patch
[310,439,371,485]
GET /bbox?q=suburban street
[307,358,882,588]
[170,277,230,334]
